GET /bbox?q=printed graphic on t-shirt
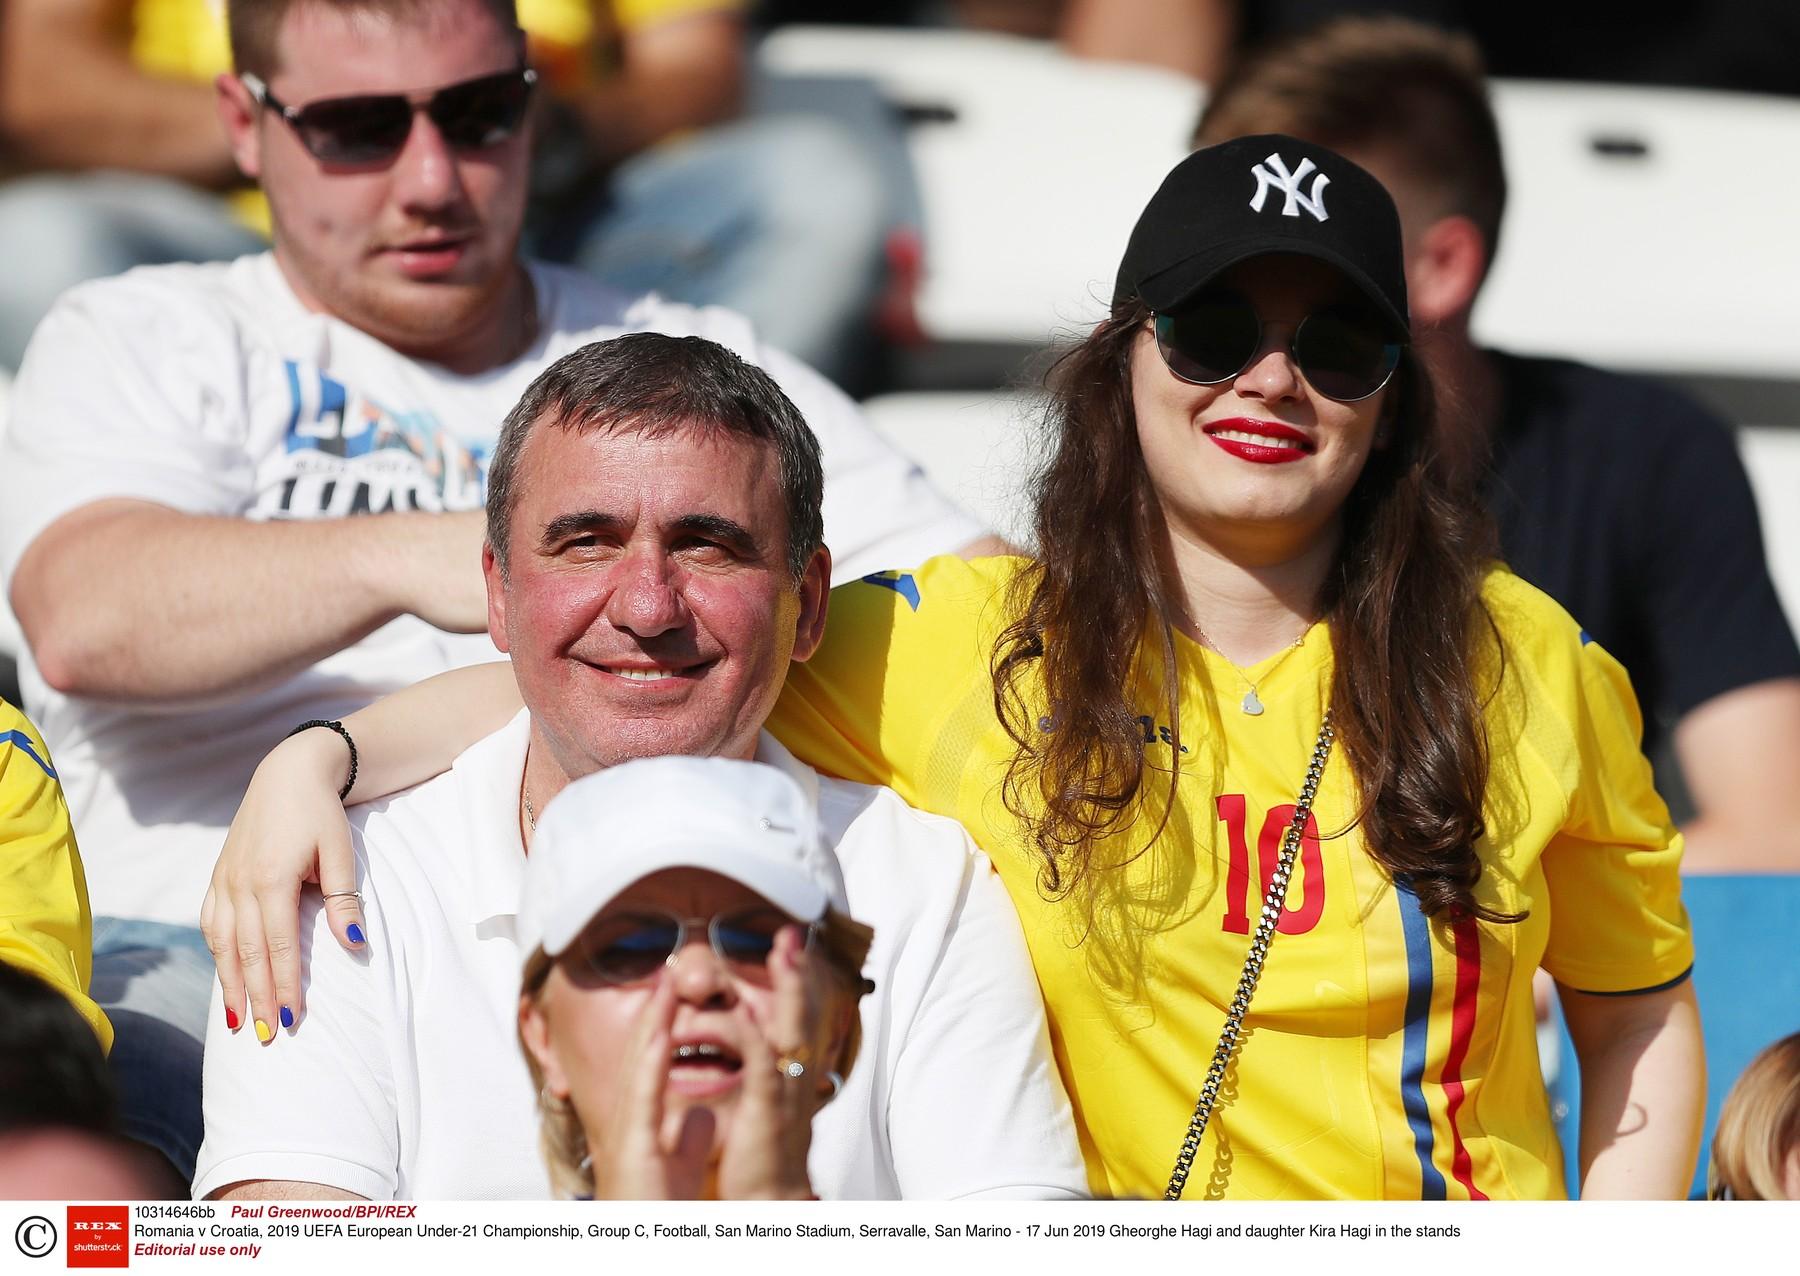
[252,362,491,520]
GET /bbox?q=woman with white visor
[518,753,1057,1200]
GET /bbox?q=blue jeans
[89,917,215,1187]
[542,112,890,386]
[0,172,264,371]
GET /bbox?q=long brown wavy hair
[992,295,1516,924]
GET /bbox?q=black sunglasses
[241,67,537,166]
[1154,291,1404,403]
[570,908,816,989]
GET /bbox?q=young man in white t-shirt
[195,332,1087,1200]
[0,0,990,1185]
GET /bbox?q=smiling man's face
[485,419,829,788]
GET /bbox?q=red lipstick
[1203,417,1313,465]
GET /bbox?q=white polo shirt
[194,713,1087,1200]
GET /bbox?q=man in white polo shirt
[193,333,1086,1200]
[0,0,987,1187]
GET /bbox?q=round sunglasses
[570,907,815,989]
[241,67,537,167]
[1153,292,1404,403]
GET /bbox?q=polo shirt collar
[754,730,821,809]
[457,720,821,929]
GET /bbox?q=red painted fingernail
[225,1006,240,1031]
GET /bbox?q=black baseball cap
[1115,134,1409,339]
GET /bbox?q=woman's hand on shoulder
[200,727,363,1042]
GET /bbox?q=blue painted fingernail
[279,1006,294,1029]
[347,923,365,945]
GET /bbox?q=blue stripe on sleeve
[1,729,58,781]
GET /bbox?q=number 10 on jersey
[1215,794,1324,935]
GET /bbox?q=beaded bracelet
[285,719,359,802]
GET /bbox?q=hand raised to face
[586,975,715,1200]
[715,924,838,1201]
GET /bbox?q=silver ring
[321,890,362,902]
[826,1070,844,1099]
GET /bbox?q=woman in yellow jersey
[205,136,1702,1200]
[1,698,111,1053]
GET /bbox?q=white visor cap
[519,756,850,960]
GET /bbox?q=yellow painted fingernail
[255,1019,273,1044]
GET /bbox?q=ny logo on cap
[1248,153,1331,222]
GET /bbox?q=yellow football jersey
[770,556,1693,1200]
[1,700,111,1051]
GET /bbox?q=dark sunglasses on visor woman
[1154,290,1404,403]
[570,908,818,989]
[240,66,537,166]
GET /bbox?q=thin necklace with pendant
[1189,617,1312,716]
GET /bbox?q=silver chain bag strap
[1164,710,1336,1201]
